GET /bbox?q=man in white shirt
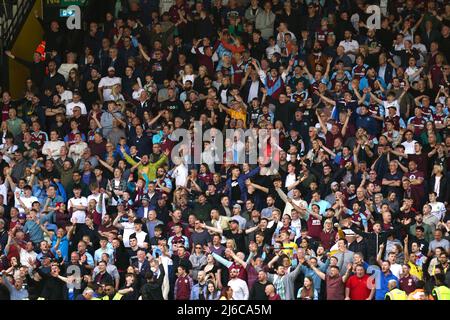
[338,30,359,63]
[65,91,87,116]
[132,219,149,249]
[16,186,39,214]
[55,83,73,105]
[68,186,88,224]
[428,192,446,221]
[401,130,417,155]
[170,159,188,188]
[113,211,136,248]
[87,186,108,218]
[20,242,37,268]
[228,267,249,300]
[98,67,122,102]
[42,130,66,160]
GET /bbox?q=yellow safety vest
[102,293,123,300]
[432,286,450,300]
[385,288,407,300]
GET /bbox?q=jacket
[124,152,167,182]
[140,265,166,300]
[225,167,260,205]
[190,282,208,300]
[267,261,303,300]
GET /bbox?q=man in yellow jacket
[431,274,450,300]
[385,279,407,300]
[100,283,123,300]
[122,145,169,182]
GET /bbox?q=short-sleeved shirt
[345,274,373,300]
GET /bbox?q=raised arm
[308,260,326,280]
[113,212,125,229]
[138,43,151,62]
[369,92,384,105]
[317,92,337,106]
[201,223,223,234]
[315,109,328,134]
[96,156,114,173]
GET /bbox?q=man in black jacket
[4,50,46,88]
[132,249,151,288]
[141,258,166,300]
[355,221,388,265]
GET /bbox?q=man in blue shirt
[23,210,44,246]
[356,105,379,137]
[374,260,399,300]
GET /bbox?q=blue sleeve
[241,166,260,180]
[361,214,368,229]
[318,258,330,272]
[212,252,233,268]
[183,236,189,249]
[359,78,368,91]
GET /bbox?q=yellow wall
[8,0,44,98]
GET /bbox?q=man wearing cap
[98,67,122,102]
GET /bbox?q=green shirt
[7,118,24,137]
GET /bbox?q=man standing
[174,265,193,300]
[345,264,375,300]
[228,268,249,300]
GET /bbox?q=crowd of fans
[0,0,449,301]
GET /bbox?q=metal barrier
[1,0,36,49]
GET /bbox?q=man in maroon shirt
[399,264,417,295]
[309,262,352,300]
[404,160,425,210]
[174,264,193,300]
[345,264,375,300]
[265,284,281,300]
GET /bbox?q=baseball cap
[233,204,241,210]
[18,213,26,219]
[342,228,356,236]
[230,219,239,225]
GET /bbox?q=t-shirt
[121,222,136,248]
[230,179,240,202]
[325,274,345,300]
[98,76,122,101]
[399,275,416,294]
[345,274,372,300]
[223,229,246,253]
[68,197,88,224]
